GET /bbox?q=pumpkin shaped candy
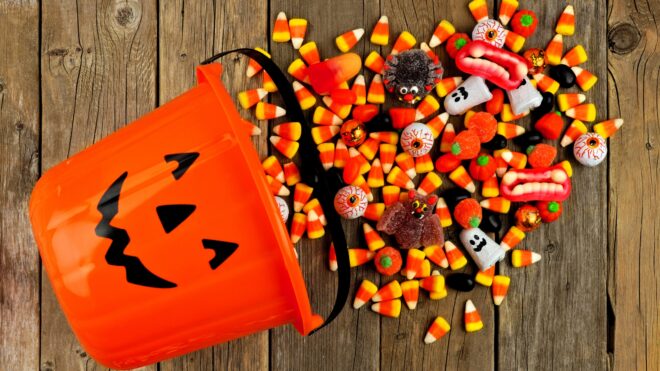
[469,154,497,181]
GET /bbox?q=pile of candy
[237,1,624,344]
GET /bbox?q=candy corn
[386,166,414,190]
[499,0,519,25]
[468,0,489,23]
[336,28,364,52]
[498,122,525,139]
[262,72,277,93]
[405,249,426,280]
[424,244,449,268]
[429,287,448,300]
[290,213,306,244]
[425,316,451,344]
[245,48,270,78]
[572,66,598,91]
[415,95,440,120]
[532,73,560,94]
[358,137,380,161]
[238,88,267,109]
[464,300,484,332]
[444,241,467,270]
[418,172,442,196]
[379,143,396,174]
[284,166,303,189]
[435,76,462,98]
[364,51,385,74]
[313,106,342,126]
[322,96,351,119]
[349,147,371,175]
[317,142,335,171]
[482,175,499,197]
[420,274,445,293]
[299,41,321,65]
[272,12,291,42]
[557,93,586,112]
[266,175,289,196]
[354,279,378,309]
[382,185,400,206]
[367,158,385,188]
[352,175,373,202]
[328,243,338,271]
[415,154,434,174]
[561,120,588,147]
[501,103,527,122]
[247,122,261,136]
[504,30,526,53]
[255,102,286,120]
[373,280,402,302]
[440,123,456,152]
[363,223,385,251]
[555,5,575,36]
[363,203,385,221]
[367,74,385,104]
[434,198,452,228]
[391,31,416,55]
[495,156,508,177]
[559,160,573,177]
[500,150,527,169]
[273,121,301,141]
[270,136,299,159]
[371,299,401,318]
[293,183,313,212]
[511,249,541,267]
[594,118,624,139]
[492,275,511,305]
[262,155,285,183]
[349,248,375,267]
[426,114,448,140]
[449,165,476,193]
[566,103,597,122]
[545,34,563,66]
[475,265,495,287]
[334,139,349,168]
[395,152,416,180]
[352,74,367,105]
[311,126,340,145]
[411,259,431,278]
[400,280,419,310]
[306,208,325,239]
[292,81,316,110]
[370,131,398,145]
[429,20,456,48]
[561,45,587,67]
[289,18,308,49]
[480,197,511,214]
[370,15,390,45]
[288,58,309,83]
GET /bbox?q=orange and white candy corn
[594,118,624,139]
[367,74,385,104]
[410,259,431,278]
[424,244,449,269]
[418,172,442,196]
[288,59,309,83]
[379,143,396,174]
[370,131,399,145]
[440,123,456,152]
[572,66,598,91]
[420,42,437,60]
[468,0,489,22]
[318,142,335,171]
[401,280,419,310]
[373,280,402,302]
[367,158,385,188]
[545,34,563,66]
[293,183,313,212]
[420,274,445,293]
[354,279,378,309]
[434,198,453,228]
[349,248,375,267]
[387,166,415,189]
[504,30,526,53]
[382,185,400,206]
[498,122,525,139]
[425,316,451,344]
[322,96,351,119]
[533,73,560,94]
[480,197,511,214]
[566,103,597,122]
[349,147,371,175]
[238,88,267,109]
[289,18,308,49]
[352,74,367,105]
[482,174,499,198]
[415,154,434,174]
[364,51,385,74]
[511,249,541,267]
[336,28,365,52]
[334,139,349,168]
[273,121,301,141]
[299,41,321,65]
[435,76,462,98]
[429,287,448,300]
[290,213,306,244]
[405,249,426,280]
[313,106,342,126]
[500,150,527,169]
[292,81,316,110]
[283,162,301,186]
[312,126,340,145]
[501,103,527,122]
[561,45,588,67]
[363,223,385,251]
[557,93,586,112]
[270,136,299,159]
[415,95,440,120]
[363,203,385,221]
[495,156,508,178]
[429,20,456,48]
[303,198,327,226]
[328,243,338,271]
[498,0,519,26]
[262,72,277,93]
[424,114,447,140]
[246,121,261,136]
[492,275,511,305]
[449,165,476,193]
[500,226,525,252]
[266,175,289,196]
[555,5,575,36]
[561,119,588,147]
[391,31,416,55]
[464,299,484,332]
[395,152,416,180]
[352,175,374,202]
[475,265,496,287]
[371,299,401,318]
[444,241,468,270]
[256,102,286,120]
[272,12,291,42]
[246,47,270,78]
[370,15,390,45]
[262,155,285,183]
[358,138,380,161]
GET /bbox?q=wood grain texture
[607,0,660,370]
[40,0,157,369]
[0,1,41,370]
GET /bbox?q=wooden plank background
[0,0,658,370]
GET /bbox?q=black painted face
[450,86,469,103]
[95,152,239,289]
[468,233,487,253]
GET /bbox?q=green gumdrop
[548,201,560,213]
[469,216,481,228]
[380,256,392,268]
[451,142,462,155]
[477,155,490,166]
[521,14,534,27]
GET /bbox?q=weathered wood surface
[0,0,658,370]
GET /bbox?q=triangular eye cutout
[202,239,239,270]
[164,152,199,180]
[156,204,196,233]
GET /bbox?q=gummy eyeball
[573,132,607,167]
[334,185,368,219]
[400,123,434,157]
[340,119,367,147]
[472,19,506,48]
[275,196,289,223]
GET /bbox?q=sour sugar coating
[377,191,444,249]
[384,49,443,104]
[453,198,483,229]
[466,112,498,143]
[374,247,403,276]
[460,228,505,270]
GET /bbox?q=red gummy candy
[537,201,563,223]
[486,89,504,115]
[374,246,403,276]
[453,198,482,229]
[446,33,471,59]
[330,88,357,105]
[527,143,557,168]
[469,154,497,181]
[352,104,379,122]
[466,112,498,143]
[511,10,538,38]
[389,107,416,129]
[535,111,564,140]
[435,153,462,173]
[451,130,481,159]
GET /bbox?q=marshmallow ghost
[460,228,505,270]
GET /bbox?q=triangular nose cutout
[156,204,196,233]
[202,239,239,270]
[164,152,199,180]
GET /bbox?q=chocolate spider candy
[383,49,443,104]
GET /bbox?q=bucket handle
[201,49,350,335]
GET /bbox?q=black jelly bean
[480,210,502,233]
[549,64,577,88]
[513,130,544,148]
[482,134,508,150]
[446,273,476,292]
[441,188,471,210]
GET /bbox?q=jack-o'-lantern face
[95,152,239,289]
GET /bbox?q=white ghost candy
[444,76,493,116]
[460,228,505,270]
[333,185,368,219]
[573,132,607,167]
[506,76,543,115]
[275,196,289,223]
[472,19,507,48]
[400,123,434,157]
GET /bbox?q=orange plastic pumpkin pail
[29,49,350,369]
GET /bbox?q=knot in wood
[112,1,141,30]
[608,23,641,55]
